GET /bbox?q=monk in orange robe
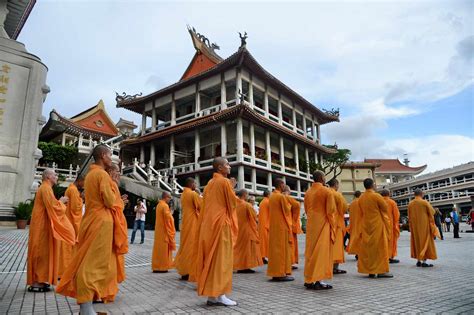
[283,185,303,268]
[58,176,84,279]
[233,189,263,273]
[381,189,400,264]
[408,189,439,267]
[346,191,362,257]
[327,178,348,274]
[267,178,294,282]
[195,157,238,306]
[107,163,129,283]
[27,169,75,292]
[174,177,201,280]
[357,178,392,278]
[152,191,176,272]
[258,190,270,264]
[304,170,336,290]
[57,145,128,315]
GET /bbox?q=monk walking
[258,190,270,264]
[357,178,392,278]
[408,189,439,267]
[233,189,263,273]
[304,171,336,290]
[381,189,400,264]
[27,169,75,292]
[327,178,348,274]
[57,145,126,315]
[267,178,294,282]
[283,185,303,269]
[58,176,84,279]
[152,191,176,273]
[346,191,362,258]
[195,157,238,306]
[174,177,201,280]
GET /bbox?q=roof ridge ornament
[322,107,340,117]
[115,91,143,104]
[187,25,220,53]
[239,31,248,48]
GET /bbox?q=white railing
[268,113,279,123]
[256,183,269,193]
[157,121,171,130]
[175,112,196,124]
[253,106,266,116]
[35,163,80,181]
[282,121,293,130]
[198,104,221,117]
[255,158,268,168]
[173,162,195,174]
[244,181,254,190]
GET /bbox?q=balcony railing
[175,112,196,124]
[198,104,221,117]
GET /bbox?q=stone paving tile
[1,226,474,314]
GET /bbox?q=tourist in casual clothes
[450,209,461,239]
[131,199,147,244]
[469,208,474,232]
[434,208,444,240]
[444,216,451,232]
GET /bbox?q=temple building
[118,27,339,199]
[365,157,427,189]
[339,161,378,203]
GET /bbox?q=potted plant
[14,200,33,229]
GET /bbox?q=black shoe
[180,275,189,281]
[262,258,268,264]
[416,261,422,267]
[355,255,358,261]
[271,276,294,282]
[333,269,347,274]
[291,265,298,270]
[421,263,433,268]
[237,269,255,274]
[304,282,314,288]
[153,270,168,273]
[377,273,394,278]
[140,241,144,244]
[130,242,134,244]
[368,274,376,278]
[307,281,332,290]
[389,258,400,264]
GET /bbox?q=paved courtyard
[1,226,473,314]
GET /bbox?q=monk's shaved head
[184,177,195,188]
[106,163,120,172]
[263,190,270,197]
[327,178,339,187]
[236,189,248,198]
[312,170,325,183]
[213,157,227,171]
[92,144,111,161]
[283,185,291,193]
[274,178,285,190]
[380,189,390,197]
[414,189,423,197]
[363,178,374,189]
[354,190,361,198]
[42,168,56,180]
[162,191,171,199]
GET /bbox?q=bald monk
[174,177,201,280]
[408,189,439,267]
[258,190,270,264]
[58,175,84,279]
[27,169,75,292]
[381,189,400,264]
[195,157,238,306]
[327,178,348,274]
[304,171,337,290]
[283,185,303,269]
[267,178,294,282]
[357,178,393,278]
[233,189,263,273]
[152,191,176,273]
[106,163,129,283]
[57,145,125,315]
[346,191,362,257]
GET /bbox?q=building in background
[339,161,378,203]
[365,157,427,189]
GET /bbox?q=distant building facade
[365,158,427,189]
[338,161,378,203]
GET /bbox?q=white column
[316,123,321,143]
[267,172,273,190]
[236,117,243,162]
[238,165,245,189]
[171,94,176,126]
[297,180,301,198]
[302,111,307,136]
[151,102,157,131]
[249,74,254,107]
[279,135,285,169]
[150,143,155,166]
[277,94,283,124]
[305,147,310,178]
[236,69,242,104]
[312,116,316,141]
[221,73,227,109]
[294,143,300,173]
[292,104,297,131]
[221,123,227,156]
[140,145,145,163]
[141,111,147,135]
[249,122,255,163]
[264,85,269,118]
[195,174,200,189]
[169,135,175,168]
[251,168,257,191]
[265,130,271,168]
[194,129,200,168]
[61,133,66,146]
[195,83,201,114]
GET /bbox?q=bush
[14,200,34,220]
[38,141,78,168]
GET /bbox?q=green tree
[306,145,351,181]
[38,141,78,168]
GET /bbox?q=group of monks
[27,152,441,310]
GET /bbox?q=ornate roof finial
[239,31,248,48]
[322,107,340,117]
[115,91,143,104]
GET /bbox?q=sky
[18,0,474,174]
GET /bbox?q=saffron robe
[195,173,238,297]
[330,188,347,264]
[110,179,128,283]
[357,189,391,275]
[287,195,303,264]
[346,197,362,255]
[58,183,83,278]
[27,181,75,286]
[258,197,270,258]
[384,196,400,259]
[57,164,122,303]
[174,187,201,278]
[233,199,263,270]
[304,182,337,283]
[151,200,176,271]
[267,189,293,277]
[408,196,439,261]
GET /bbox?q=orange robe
[287,195,303,264]
[346,197,362,255]
[258,197,270,258]
[304,182,336,283]
[384,196,400,259]
[151,200,176,271]
[195,173,238,297]
[57,164,125,303]
[110,179,128,283]
[174,187,201,278]
[27,181,75,286]
[357,189,391,275]
[330,188,347,264]
[233,199,263,270]
[267,189,293,277]
[408,196,438,261]
[58,183,83,278]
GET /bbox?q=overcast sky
[19,0,473,173]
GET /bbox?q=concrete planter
[16,219,27,229]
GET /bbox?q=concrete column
[195,174,200,189]
[221,123,227,156]
[169,135,175,168]
[141,111,146,135]
[220,73,227,109]
[151,101,157,131]
[294,142,299,173]
[249,122,255,163]
[279,135,285,169]
[238,165,245,189]
[140,144,145,163]
[236,117,244,162]
[312,116,316,140]
[61,133,66,146]
[277,94,283,123]
[150,143,155,167]
[267,172,273,190]
[251,168,257,191]
[171,93,176,126]
[236,69,242,104]
[314,152,319,164]
[194,129,200,168]
[305,147,310,177]
[195,83,201,114]
[249,74,254,107]
[292,103,297,131]
[302,111,307,136]
[316,123,321,143]
[265,130,271,167]
[264,85,269,118]
[297,180,301,198]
